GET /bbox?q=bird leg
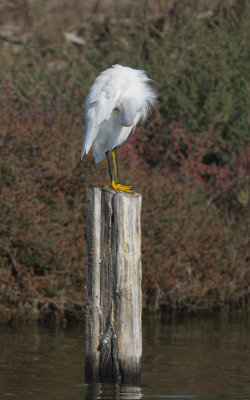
[104,150,133,193]
[111,148,120,184]
[111,149,133,192]
[106,151,114,183]
[105,151,118,192]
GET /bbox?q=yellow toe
[116,184,132,190]
[111,180,118,192]
[104,181,133,194]
[116,182,133,193]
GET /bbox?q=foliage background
[0,0,249,324]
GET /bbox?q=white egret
[81,64,157,193]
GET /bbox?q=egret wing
[81,70,126,159]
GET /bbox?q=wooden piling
[85,187,142,383]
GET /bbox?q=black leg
[106,151,114,183]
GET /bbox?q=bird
[81,64,157,193]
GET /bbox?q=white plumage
[81,64,157,164]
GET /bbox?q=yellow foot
[104,181,133,194]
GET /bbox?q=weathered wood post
[85,187,142,383]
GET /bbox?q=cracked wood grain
[85,187,142,383]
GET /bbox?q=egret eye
[114,106,120,115]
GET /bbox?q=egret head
[117,97,141,127]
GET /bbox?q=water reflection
[85,383,143,400]
[0,315,249,400]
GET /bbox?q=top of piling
[87,186,142,199]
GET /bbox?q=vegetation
[0,1,249,324]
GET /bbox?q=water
[0,315,249,399]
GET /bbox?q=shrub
[0,1,249,322]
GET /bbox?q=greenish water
[0,315,249,399]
